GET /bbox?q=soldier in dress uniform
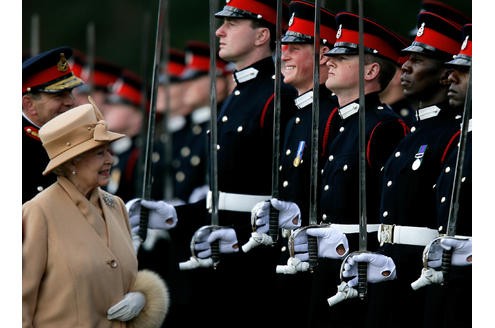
[242,1,338,326]
[173,40,228,204]
[22,46,84,203]
[103,68,145,203]
[171,0,298,326]
[72,55,123,110]
[298,12,409,328]
[415,22,472,328]
[153,48,190,202]
[353,11,466,328]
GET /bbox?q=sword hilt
[440,248,452,286]
[308,235,318,273]
[357,261,367,300]
[138,204,149,242]
[211,239,220,270]
[269,204,279,245]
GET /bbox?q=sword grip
[308,235,318,273]
[269,204,279,244]
[211,239,220,270]
[138,204,149,242]
[441,248,452,286]
[357,261,367,300]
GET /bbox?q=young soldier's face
[324,54,360,95]
[216,18,259,65]
[281,43,315,94]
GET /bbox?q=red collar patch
[24,125,40,141]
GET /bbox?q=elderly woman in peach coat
[22,99,169,328]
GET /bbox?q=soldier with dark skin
[413,22,472,328]
[336,11,467,328]
[22,46,84,203]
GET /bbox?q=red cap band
[415,25,460,56]
[227,0,277,25]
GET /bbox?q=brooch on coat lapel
[102,193,115,207]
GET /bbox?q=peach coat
[23,176,137,327]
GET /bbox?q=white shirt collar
[294,91,313,109]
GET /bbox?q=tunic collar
[234,67,259,83]
[416,105,441,121]
[338,102,360,119]
[191,106,211,124]
[294,90,314,109]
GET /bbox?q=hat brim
[42,131,124,175]
[180,69,209,82]
[281,34,312,44]
[324,46,358,56]
[215,6,253,19]
[445,56,471,68]
[401,43,452,60]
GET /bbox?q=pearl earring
[72,170,76,175]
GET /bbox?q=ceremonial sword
[441,67,472,284]
[138,0,167,243]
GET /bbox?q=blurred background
[22,0,472,83]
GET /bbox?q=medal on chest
[412,144,428,170]
[293,141,306,167]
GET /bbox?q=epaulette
[24,125,40,141]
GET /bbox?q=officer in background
[153,48,190,201]
[104,68,145,203]
[172,40,228,205]
[71,54,123,110]
[22,46,84,203]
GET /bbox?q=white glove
[307,226,349,259]
[423,238,443,268]
[250,199,301,234]
[188,184,209,203]
[342,253,396,288]
[291,226,348,261]
[131,226,169,252]
[193,227,239,259]
[127,198,178,230]
[107,292,146,321]
[440,237,472,266]
[423,236,473,268]
[276,256,310,274]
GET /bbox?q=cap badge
[336,24,342,39]
[417,22,425,37]
[461,35,469,50]
[288,13,295,27]
[57,53,69,72]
